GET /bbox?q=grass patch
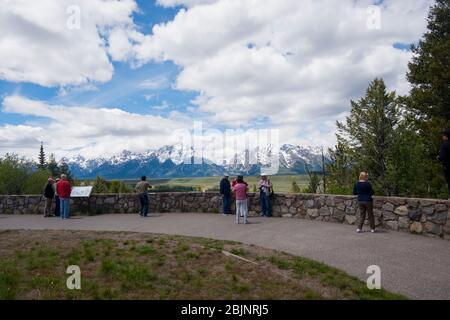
[0,230,407,300]
[265,255,407,300]
[123,175,310,193]
[230,248,249,257]
[0,261,20,299]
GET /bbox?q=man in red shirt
[56,174,72,220]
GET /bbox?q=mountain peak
[64,143,329,179]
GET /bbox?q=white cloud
[0,0,138,87]
[152,100,171,110]
[1,95,193,159]
[139,75,170,90]
[144,94,156,101]
[0,0,434,156]
[108,0,432,138]
[156,0,219,8]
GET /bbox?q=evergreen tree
[406,0,450,124]
[47,153,60,177]
[303,160,320,194]
[404,0,449,197]
[290,180,301,193]
[92,176,108,194]
[326,141,356,195]
[336,78,398,195]
[38,142,46,170]
[108,180,131,194]
[118,181,131,194]
[59,161,73,182]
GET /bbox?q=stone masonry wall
[0,193,449,239]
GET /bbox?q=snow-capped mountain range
[62,144,329,179]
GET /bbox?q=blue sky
[0,0,433,159]
[0,0,189,123]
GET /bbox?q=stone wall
[1,193,449,239]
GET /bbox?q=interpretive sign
[70,186,93,198]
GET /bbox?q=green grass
[120,175,310,193]
[230,248,249,257]
[0,230,408,300]
[264,255,406,300]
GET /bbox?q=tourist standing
[219,174,232,215]
[353,172,375,233]
[233,176,249,224]
[56,174,72,220]
[438,129,450,200]
[259,174,273,217]
[53,178,60,217]
[43,178,55,217]
[135,176,151,217]
[232,177,248,188]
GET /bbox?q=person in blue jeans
[139,193,149,216]
[259,174,273,217]
[220,174,232,215]
[135,176,151,217]
[56,174,72,220]
[60,198,70,219]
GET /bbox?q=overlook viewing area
[1,192,449,300]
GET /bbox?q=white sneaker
[356,229,362,233]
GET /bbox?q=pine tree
[118,181,131,194]
[404,0,450,197]
[326,141,356,195]
[47,153,60,177]
[336,78,398,195]
[406,0,450,123]
[303,160,320,194]
[291,180,301,193]
[92,176,108,194]
[38,142,46,170]
[59,161,73,182]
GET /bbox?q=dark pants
[358,202,375,230]
[260,192,272,217]
[54,196,60,217]
[444,167,450,197]
[139,193,149,216]
[222,194,231,215]
[44,197,53,217]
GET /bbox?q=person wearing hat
[438,129,450,199]
[43,178,55,217]
[259,174,273,217]
[219,174,232,215]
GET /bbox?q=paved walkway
[1,213,449,300]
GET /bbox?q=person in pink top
[232,175,248,224]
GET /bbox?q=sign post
[70,186,93,215]
[70,186,93,198]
